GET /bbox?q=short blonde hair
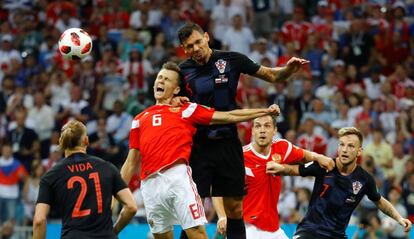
[338,127,363,146]
[59,120,86,151]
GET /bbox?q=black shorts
[294,230,341,239]
[189,137,245,198]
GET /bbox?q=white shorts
[246,223,289,239]
[141,164,207,234]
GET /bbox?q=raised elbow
[126,204,138,215]
[33,216,46,228]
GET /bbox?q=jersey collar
[250,143,271,160]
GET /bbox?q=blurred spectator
[294,79,315,126]
[22,160,44,225]
[26,92,54,158]
[363,66,386,100]
[379,186,408,239]
[7,108,39,172]
[0,143,27,224]
[54,10,81,33]
[106,100,132,148]
[342,18,374,69]
[45,70,72,112]
[41,144,62,172]
[222,14,255,55]
[302,33,324,80]
[402,173,414,222]
[88,118,120,167]
[77,56,104,110]
[296,118,327,155]
[363,129,394,179]
[0,34,22,75]
[143,32,169,72]
[267,81,292,136]
[129,0,162,29]
[122,47,154,97]
[315,71,338,103]
[301,98,332,137]
[211,0,243,42]
[250,37,276,66]
[282,7,313,52]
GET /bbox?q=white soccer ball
[58,28,92,60]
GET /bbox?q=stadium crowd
[0,0,414,238]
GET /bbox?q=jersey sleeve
[365,173,381,202]
[232,52,261,75]
[36,174,53,205]
[110,163,128,195]
[181,103,215,125]
[275,140,305,164]
[299,161,326,177]
[129,118,140,149]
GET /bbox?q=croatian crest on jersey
[215,59,226,74]
[352,181,363,195]
[271,153,282,163]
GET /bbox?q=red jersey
[129,103,214,180]
[243,140,304,232]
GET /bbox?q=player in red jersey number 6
[120,62,280,239]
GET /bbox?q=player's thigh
[153,230,173,239]
[189,142,214,198]
[184,225,208,239]
[246,224,289,239]
[211,139,245,197]
[141,176,175,234]
[171,165,207,229]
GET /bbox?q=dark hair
[59,120,86,151]
[161,61,181,85]
[253,115,277,128]
[338,127,363,146]
[177,22,204,44]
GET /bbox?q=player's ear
[357,147,362,157]
[83,135,89,147]
[173,86,180,95]
[204,32,210,42]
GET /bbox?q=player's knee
[223,199,243,218]
[185,225,207,239]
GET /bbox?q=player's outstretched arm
[303,150,335,171]
[113,188,138,234]
[210,104,280,125]
[375,196,412,232]
[266,161,300,176]
[254,57,310,83]
[33,203,51,239]
[120,149,141,184]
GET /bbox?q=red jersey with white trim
[243,139,304,232]
[129,102,214,180]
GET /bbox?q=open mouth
[341,155,349,159]
[156,86,164,92]
[259,136,266,140]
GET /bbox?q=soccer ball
[58,28,92,60]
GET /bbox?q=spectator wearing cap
[250,37,277,66]
[282,7,314,52]
[41,144,62,172]
[26,92,54,158]
[211,0,244,42]
[222,14,255,55]
[0,34,21,76]
[0,143,27,224]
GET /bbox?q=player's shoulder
[355,166,375,180]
